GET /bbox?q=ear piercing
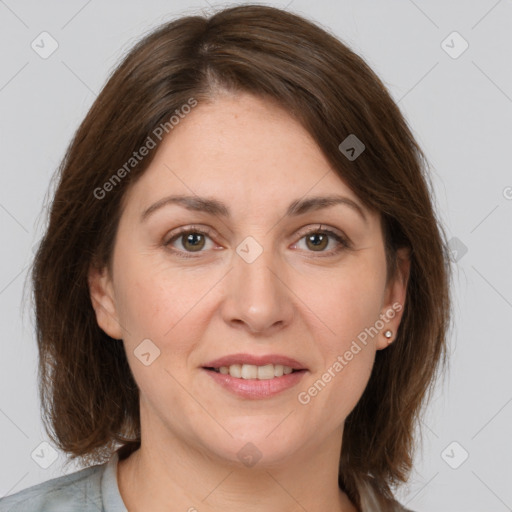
[383,330,393,340]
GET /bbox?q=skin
[89,92,409,512]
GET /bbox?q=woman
[0,4,451,511]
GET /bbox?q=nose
[220,241,294,336]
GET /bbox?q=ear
[88,263,124,340]
[376,247,410,350]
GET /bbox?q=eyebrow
[140,194,368,224]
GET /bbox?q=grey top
[0,452,127,512]
[0,452,412,511]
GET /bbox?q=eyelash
[163,224,351,259]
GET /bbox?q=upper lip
[203,353,307,370]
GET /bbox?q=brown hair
[31,4,451,510]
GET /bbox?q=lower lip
[203,368,307,399]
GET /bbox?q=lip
[203,367,307,399]
[202,353,307,370]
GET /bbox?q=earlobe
[377,247,411,350]
[87,264,124,340]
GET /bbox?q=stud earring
[383,330,393,340]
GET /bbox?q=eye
[164,224,351,259]
[164,226,217,258]
[292,225,350,256]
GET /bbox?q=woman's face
[89,92,408,467]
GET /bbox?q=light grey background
[1,1,511,510]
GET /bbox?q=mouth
[202,353,308,379]
[202,364,307,399]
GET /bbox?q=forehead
[122,93,367,219]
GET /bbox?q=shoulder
[358,479,415,512]
[0,462,106,512]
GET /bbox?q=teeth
[215,363,296,379]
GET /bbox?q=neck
[117,407,357,512]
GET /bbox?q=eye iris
[306,233,328,251]
[183,233,205,251]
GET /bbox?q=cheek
[113,258,218,394]
[293,258,385,412]
[295,257,386,345]
[113,251,207,337]
[114,268,203,404]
